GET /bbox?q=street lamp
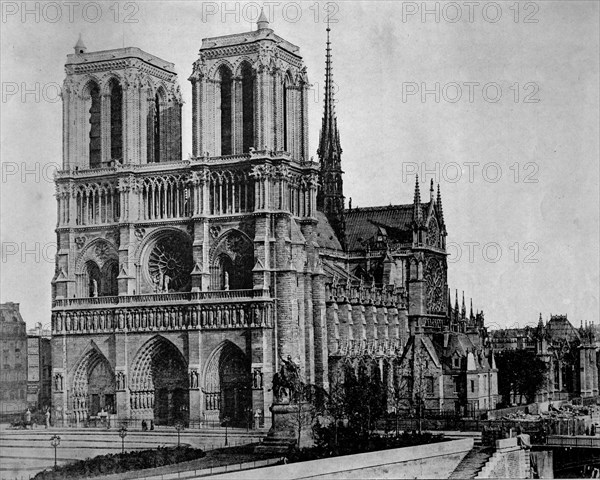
[119,426,128,454]
[50,435,61,469]
[222,416,230,446]
[174,421,185,448]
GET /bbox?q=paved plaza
[0,424,263,479]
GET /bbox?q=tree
[496,349,547,405]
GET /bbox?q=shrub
[32,446,205,480]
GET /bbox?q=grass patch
[32,446,205,479]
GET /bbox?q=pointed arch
[107,78,123,162]
[218,64,233,156]
[129,335,189,424]
[82,79,102,168]
[70,343,115,417]
[209,229,254,290]
[203,341,250,424]
[240,61,255,153]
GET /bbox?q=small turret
[257,9,270,30]
[74,33,87,54]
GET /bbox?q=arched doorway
[204,342,251,427]
[130,336,189,425]
[71,346,115,421]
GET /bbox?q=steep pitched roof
[344,204,428,252]
[313,211,343,250]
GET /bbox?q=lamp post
[222,416,230,446]
[50,435,61,469]
[119,426,128,454]
[174,421,185,448]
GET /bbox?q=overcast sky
[1,1,598,330]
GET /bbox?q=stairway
[448,446,493,479]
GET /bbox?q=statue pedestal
[255,402,314,453]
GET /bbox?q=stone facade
[490,314,599,402]
[26,325,52,410]
[1,303,28,414]
[51,18,496,429]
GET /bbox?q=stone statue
[92,279,98,297]
[224,271,229,290]
[273,355,300,403]
[164,274,171,292]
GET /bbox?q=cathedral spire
[470,298,474,320]
[317,20,346,250]
[413,175,422,223]
[462,291,466,318]
[436,184,444,223]
[454,289,459,317]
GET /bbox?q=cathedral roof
[313,211,343,250]
[546,315,580,343]
[344,204,429,252]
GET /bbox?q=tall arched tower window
[219,66,233,156]
[154,93,161,162]
[241,64,254,153]
[87,83,101,168]
[283,76,290,152]
[109,80,123,162]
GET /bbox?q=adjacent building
[490,314,599,402]
[0,303,28,414]
[50,16,497,430]
[27,324,52,410]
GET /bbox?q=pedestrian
[24,408,31,429]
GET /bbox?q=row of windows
[85,79,165,168]
[0,389,25,400]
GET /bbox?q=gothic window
[424,257,445,314]
[210,231,253,290]
[109,80,123,162]
[283,76,290,152]
[426,218,439,247]
[154,94,161,162]
[219,66,233,156]
[147,232,193,292]
[241,63,254,153]
[87,82,101,168]
[214,254,233,290]
[85,260,101,297]
[147,92,163,163]
[101,260,118,296]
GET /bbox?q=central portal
[130,335,189,425]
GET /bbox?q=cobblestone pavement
[0,424,264,479]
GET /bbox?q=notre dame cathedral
[51,13,497,430]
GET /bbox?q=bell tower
[61,37,182,170]
[189,12,309,160]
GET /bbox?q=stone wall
[210,438,474,479]
[476,437,530,479]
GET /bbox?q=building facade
[27,324,52,410]
[490,314,599,402]
[1,303,28,414]
[51,17,496,429]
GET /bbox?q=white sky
[1,1,599,330]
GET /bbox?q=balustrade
[51,295,273,334]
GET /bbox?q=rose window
[148,234,193,292]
